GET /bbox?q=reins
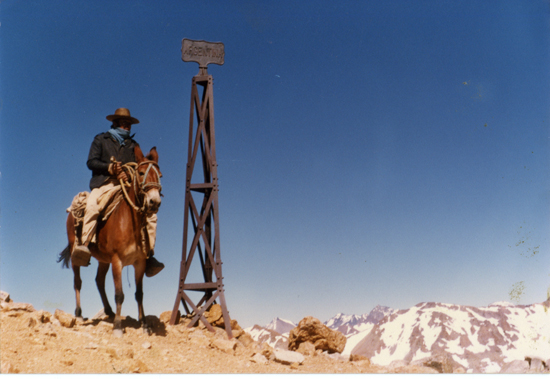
[118,161,162,213]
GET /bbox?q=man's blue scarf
[108,127,131,145]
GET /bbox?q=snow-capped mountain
[364,305,396,324]
[244,324,289,350]
[245,307,395,351]
[351,301,550,373]
[325,305,395,336]
[243,318,297,349]
[265,317,296,335]
[323,305,397,355]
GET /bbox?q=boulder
[410,354,459,374]
[500,360,529,374]
[205,304,224,326]
[2,302,35,313]
[0,291,11,303]
[273,348,305,365]
[288,316,346,354]
[296,341,315,356]
[54,309,75,328]
[160,310,179,324]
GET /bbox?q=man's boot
[145,254,164,277]
[72,244,92,267]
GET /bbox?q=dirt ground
[0,303,438,374]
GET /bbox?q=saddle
[67,188,150,253]
[66,188,124,244]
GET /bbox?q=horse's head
[135,145,162,214]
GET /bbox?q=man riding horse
[72,108,164,277]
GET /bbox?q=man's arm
[86,135,111,174]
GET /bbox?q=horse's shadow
[81,314,167,337]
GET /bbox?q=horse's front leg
[72,264,83,318]
[111,256,124,337]
[95,262,114,318]
[134,257,150,335]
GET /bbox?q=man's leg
[72,188,102,266]
[145,213,164,277]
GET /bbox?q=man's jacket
[87,131,138,190]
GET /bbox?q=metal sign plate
[181,39,225,68]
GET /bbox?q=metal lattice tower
[170,39,232,338]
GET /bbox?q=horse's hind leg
[111,256,125,337]
[72,265,83,318]
[134,258,150,334]
[96,262,114,318]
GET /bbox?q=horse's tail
[57,245,71,269]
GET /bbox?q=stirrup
[72,245,91,267]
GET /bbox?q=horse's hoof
[142,326,152,336]
[113,329,124,338]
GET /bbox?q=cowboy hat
[106,108,140,124]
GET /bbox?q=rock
[2,302,36,313]
[92,308,111,320]
[232,328,244,339]
[205,304,224,326]
[250,353,268,364]
[160,310,179,324]
[230,319,244,338]
[237,332,255,347]
[141,341,152,349]
[212,327,229,340]
[529,358,544,373]
[261,343,275,360]
[288,316,346,354]
[210,338,237,355]
[296,341,316,356]
[35,310,52,323]
[410,353,458,373]
[0,291,10,303]
[500,360,529,374]
[273,348,305,365]
[54,309,76,328]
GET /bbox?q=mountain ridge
[244,300,550,373]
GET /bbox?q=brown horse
[58,145,162,336]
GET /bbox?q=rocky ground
[0,298,440,374]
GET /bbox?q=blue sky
[1,0,549,328]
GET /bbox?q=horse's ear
[146,146,158,163]
[134,144,145,163]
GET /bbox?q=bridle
[119,161,162,213]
